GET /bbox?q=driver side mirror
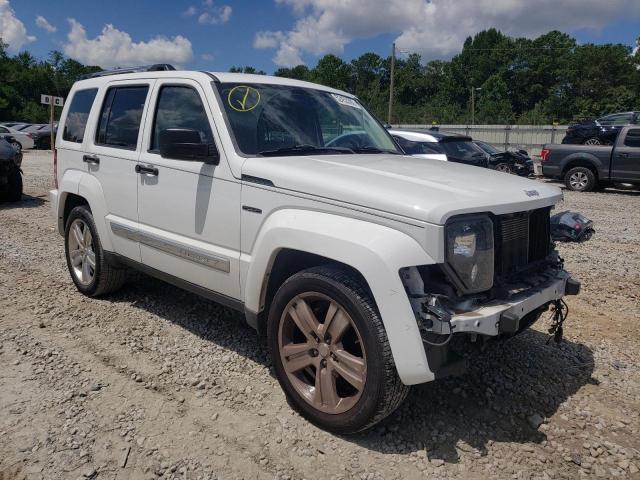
[159,128,219,164]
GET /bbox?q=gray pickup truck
[540,126,640,191]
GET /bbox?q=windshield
[476,141,500,155]
[440,140,487,161]
[215,82,400,156]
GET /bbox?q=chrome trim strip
[109,222,231,273]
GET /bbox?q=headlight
[444,215,494,293]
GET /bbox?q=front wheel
[267,266,410,434]
[495,162,514,174]
[64,205,126,296]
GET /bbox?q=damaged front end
[401,206,580,379]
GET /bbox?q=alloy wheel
[569,171,589,190]
[278,292,367,414]
[584,138,601,145]
[67,219,96,285]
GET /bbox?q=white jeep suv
[50,65,579,433]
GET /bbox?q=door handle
[135,164,159,176]
[83,154,100,165]
[617,152,629,158]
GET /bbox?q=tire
[564,166,596,192]
[64,205,126,297]
[583,137,601,146]
[267,266,410,434]
[6,169,22,202]
[495,162,513,174]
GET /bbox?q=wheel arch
[243,209,437,385]
[56,171,113,251]
[561,157,600,179]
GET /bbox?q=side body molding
[243,209,437,385]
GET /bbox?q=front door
[136,79,241,300]
[611,128,640,183]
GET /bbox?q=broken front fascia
[400,266,577,339]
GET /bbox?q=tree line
[2,29,639,125]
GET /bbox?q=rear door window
[62,89,98,143]
[96,86,149,149]
[440,140,486,162]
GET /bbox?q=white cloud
[0,0,36,52]
[198,5,232,25]
[35,15,56,33]
[258,0,640,66]
[253,31,285,49]
[63,19,193,68]
[201,52,214,61]
[183,6,197,17]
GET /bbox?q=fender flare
[560,153,602,176]
[243,209,437,385]
[57,170,113,251]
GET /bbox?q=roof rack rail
[79,64,176,80]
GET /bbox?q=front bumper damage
[401,265,580,378]
[450,270,579,336]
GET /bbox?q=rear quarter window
[62,88,98,143]
[623,129,640,148]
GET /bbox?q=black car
[562,111,640,146]
[0,137,23,202]
[389,128,489,167]
[473,141,534,176]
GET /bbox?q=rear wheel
[565,166,596,192]
[267,266,409,434]
[64,205,126,296]
[583,137,601,145]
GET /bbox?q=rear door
[611,128,640,182]
[84,80,154,261]
[136,78,241,300]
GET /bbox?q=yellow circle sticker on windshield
[227,86,261,112]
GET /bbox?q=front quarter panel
[243,207,438,385]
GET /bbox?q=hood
[242,154,562,225]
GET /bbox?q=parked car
[562,111,639,146]
[390,129,488,167]
[541,125,640,191]
[0,121,28,129]
[26,124,57,149]
[473,140,534,176]
[0,125,35,150]
[0,137,23,202]
[51,65,579,433]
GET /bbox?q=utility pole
[471,87,481,126]
[387,42,395,125]
[471,86,475,126]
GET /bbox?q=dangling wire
[546,299,568,344]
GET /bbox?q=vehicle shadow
[538,178,640,196]
[0,194,46,209]
[107,274,595,464]
[351,328,596,463]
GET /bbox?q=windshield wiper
[351,146,401,155]
[258,144,354,156]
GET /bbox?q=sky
[1,0,639,73]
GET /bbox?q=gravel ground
[1,151,639,480]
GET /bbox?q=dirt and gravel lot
[1,151,639,480]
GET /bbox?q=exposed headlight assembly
[444,215,494,293]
